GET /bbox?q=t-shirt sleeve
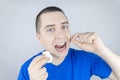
[90,53,112,79]
[17,51,43,80]
[17,65,30,80]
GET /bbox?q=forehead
[40,11,68,27]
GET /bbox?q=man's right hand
[28,54,50,80]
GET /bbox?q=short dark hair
[35,6,66,33]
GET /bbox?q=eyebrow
[44,21,69,29]
[61,21,69,24]
[44,24,55,29]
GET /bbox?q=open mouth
[55,42,67,52]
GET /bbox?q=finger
[29,55,50,70]
[31,72,48,80]
[82,32,94,44]
[71,33,79,39]
[79,32,89,44]
[39,72,48,80]
[30,67,47,79]
[81,32,89,43]
[86,32,96,44]
[78,33,86,43]
[71,37,83,49]
[34,57,50,69]
[29,55,45,68]
[71,33,82,42]
[37,67,47,76]
[72,33,87,43]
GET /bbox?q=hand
[71,32,105,54]
[28,54,50,80]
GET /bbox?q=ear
[36,33,44,45]
[36,32,41,40]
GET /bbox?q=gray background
[0,0,120,80]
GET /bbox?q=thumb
[71,38,83,49]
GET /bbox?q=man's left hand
[71,32,105,54]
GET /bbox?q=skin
[36,12,71,65]
[71,33,120,80]
[28,11,120,80]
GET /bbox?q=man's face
[37,11,71,59]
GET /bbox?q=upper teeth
[57,42,65,45]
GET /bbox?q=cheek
[40,33,53,42]
[42,37,54,46]
[66,30,71,39]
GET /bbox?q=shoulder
[69,48,101,62]
[18,50,45,80]
[70,48,97,57]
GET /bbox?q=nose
[55,29,66,39]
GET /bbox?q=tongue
[55,42,66,52]
[55,45,66,52]
[55,45,64,49]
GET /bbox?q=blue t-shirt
[18,48,112,80]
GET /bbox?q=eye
[62,25,68,29]
[46,28,55,33]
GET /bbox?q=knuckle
[92,32,96,35]
[41,67,47,72]
[43,67,47,71]
[45,72,48,77]
[40,60,46,65]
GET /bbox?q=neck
[52,56,65,65]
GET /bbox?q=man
[18,6,120,80]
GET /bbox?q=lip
[54,41,67,52]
